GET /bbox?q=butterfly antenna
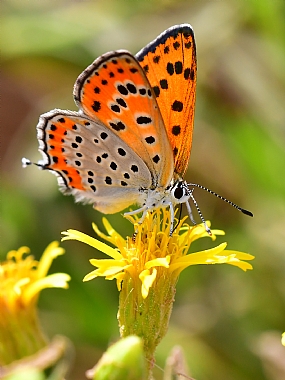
[187,192,212,236]
[22,158,47,170]
[22,158,33,168]
[188,183,253,217]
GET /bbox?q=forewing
[74,51,173,187]
[136,24,197,176]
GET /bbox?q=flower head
[0,242,70,365]
[62,209,253,299]
[62,208,254,369]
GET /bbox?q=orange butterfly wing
[136,24,197,177]
[73,51,173,188]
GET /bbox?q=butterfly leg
[188,193,212,235]
[124,203,175,236]
[168,202,175,236]
[185,198,197,225]
[124,205,149,224]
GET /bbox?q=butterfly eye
[171,181,189,202]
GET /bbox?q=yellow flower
[62,209,253,299]
[0,242,70,365]
[62,208,254,369]
[282,332,285,346]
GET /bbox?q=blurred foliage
[1,0,285,379]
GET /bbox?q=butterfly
[23,24,252,234]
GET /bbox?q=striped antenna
[188,183,253,217]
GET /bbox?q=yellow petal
[7,246,30,261]
[14,278,30,295]
[88,258,131,277]
[23,273,71,303]
[170,243,227,268]
[37,241,65,278]
[225,250,255,261]
[139,269,157,299]
[169,243,254,273]
[83,270,98,282]
[102,218,126,246]
[62,229,122,260]
[145,256,170,270]
[92,221,124,247]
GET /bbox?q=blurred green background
[2,0,285,378]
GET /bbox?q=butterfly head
[170,180,192,205]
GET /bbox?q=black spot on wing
[185,41,192,49]
[116,98,127,108]
[136,116,152,125]
[152,155,160,164]
[171,100,183,112]
[173,41,180,50]
[172,125,181,136]
[139,88,147,96]
[153,55,160,63]
[164,45,169,54]
[117,84,128,96]
[131,164,138,173]
[145,136,155,144]
[118,148,126,156]
[109,121,126,131]
[166,62,174,76]
[184,68,190,80]
[110,162,117,170]
[92,101,101,112]
[152,86,160,98]
[143,65,149,74]
[160,79,168,89]
[126,83,137,94]
[110,104,121,113]
[175,61,183,74]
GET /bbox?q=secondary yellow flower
[282,332,285,346]
[0,242,70,365]
[62,209,253,299]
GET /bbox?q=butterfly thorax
[126,179,190,218]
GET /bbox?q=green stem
[118,270,179,379]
